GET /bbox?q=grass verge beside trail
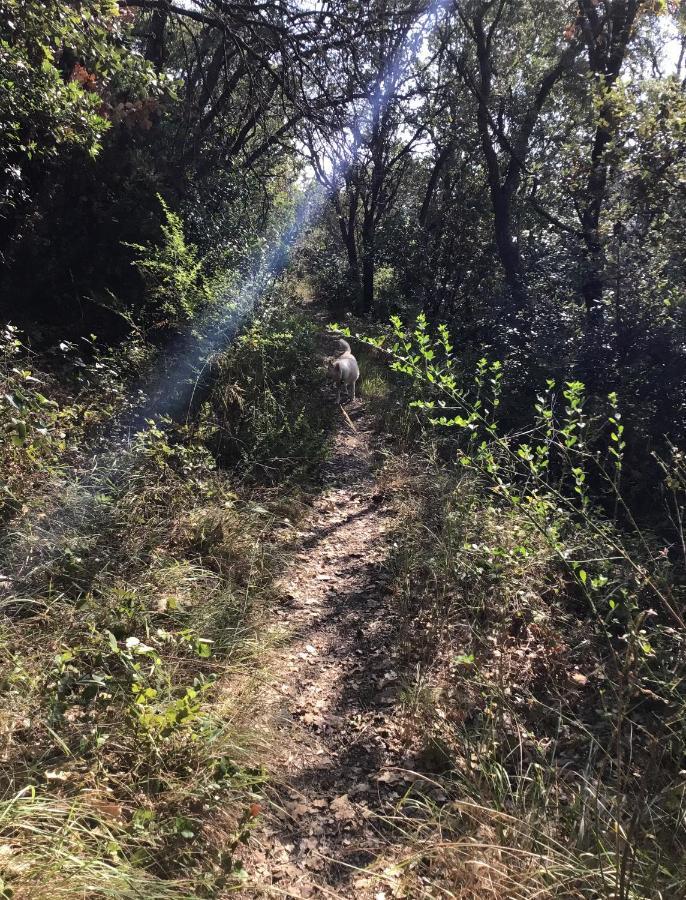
[0,298,335,898]
[354,332,686,900]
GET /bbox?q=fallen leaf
[88,799,123,820]
[377,770,405,784]
[301,712,326,728]
[300,836,318,851]
[287,801,310,818]
[329,794,355,822]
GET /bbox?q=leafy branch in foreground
[343,313,686,898]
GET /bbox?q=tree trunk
[146,1,170,72]
[476,104,527,312]
[576,1,642,322]
[492,186,526,312]
[581,239,605,321]
[580,117,613,321]
[578,118,614,392]
[360,216,375,315]
[471,11,528,315]
[333,191,362,305]
[361,251,374,315]
[339,220,361,299]
[419,143,454,227]
[461,3,580,320]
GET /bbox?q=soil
[244,400,418,899]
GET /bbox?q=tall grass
[0,791,194,899]
[347,315,686,899]
[0,298,335,897]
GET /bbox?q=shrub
[350,313,686,899]
[128,196,212,330]
[201,305,336,483]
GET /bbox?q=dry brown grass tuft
[370,451,686,900]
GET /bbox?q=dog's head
[326,357,339,376]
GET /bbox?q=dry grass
[0,305,336,897]
[364,439,686,899]
[0,438,280,896]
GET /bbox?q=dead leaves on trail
[250,402,419,895]
[328,793,356,823]
[286,797,330,820]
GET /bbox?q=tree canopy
[0,0,683,452]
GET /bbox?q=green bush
[352,313,686,898]
[201,307,336,483]
[128,196,212,329]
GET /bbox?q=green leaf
[196,639,213,658]
[105,631,119,653]
[453,653,475,667]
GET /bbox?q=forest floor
[243,398,415,898]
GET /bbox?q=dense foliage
[302,0,686,504]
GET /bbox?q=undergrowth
[0,296,332,897]
[345,315,686,900]
[199,304,336,484]
[5,283,683,898]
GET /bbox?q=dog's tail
[338,339,351,354]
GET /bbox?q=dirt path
[246,401,411,899]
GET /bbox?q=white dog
[329,339,360,403]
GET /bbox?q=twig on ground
[339,404,358,433]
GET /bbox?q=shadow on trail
[253,400,412,897]
[298,502,379,552]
